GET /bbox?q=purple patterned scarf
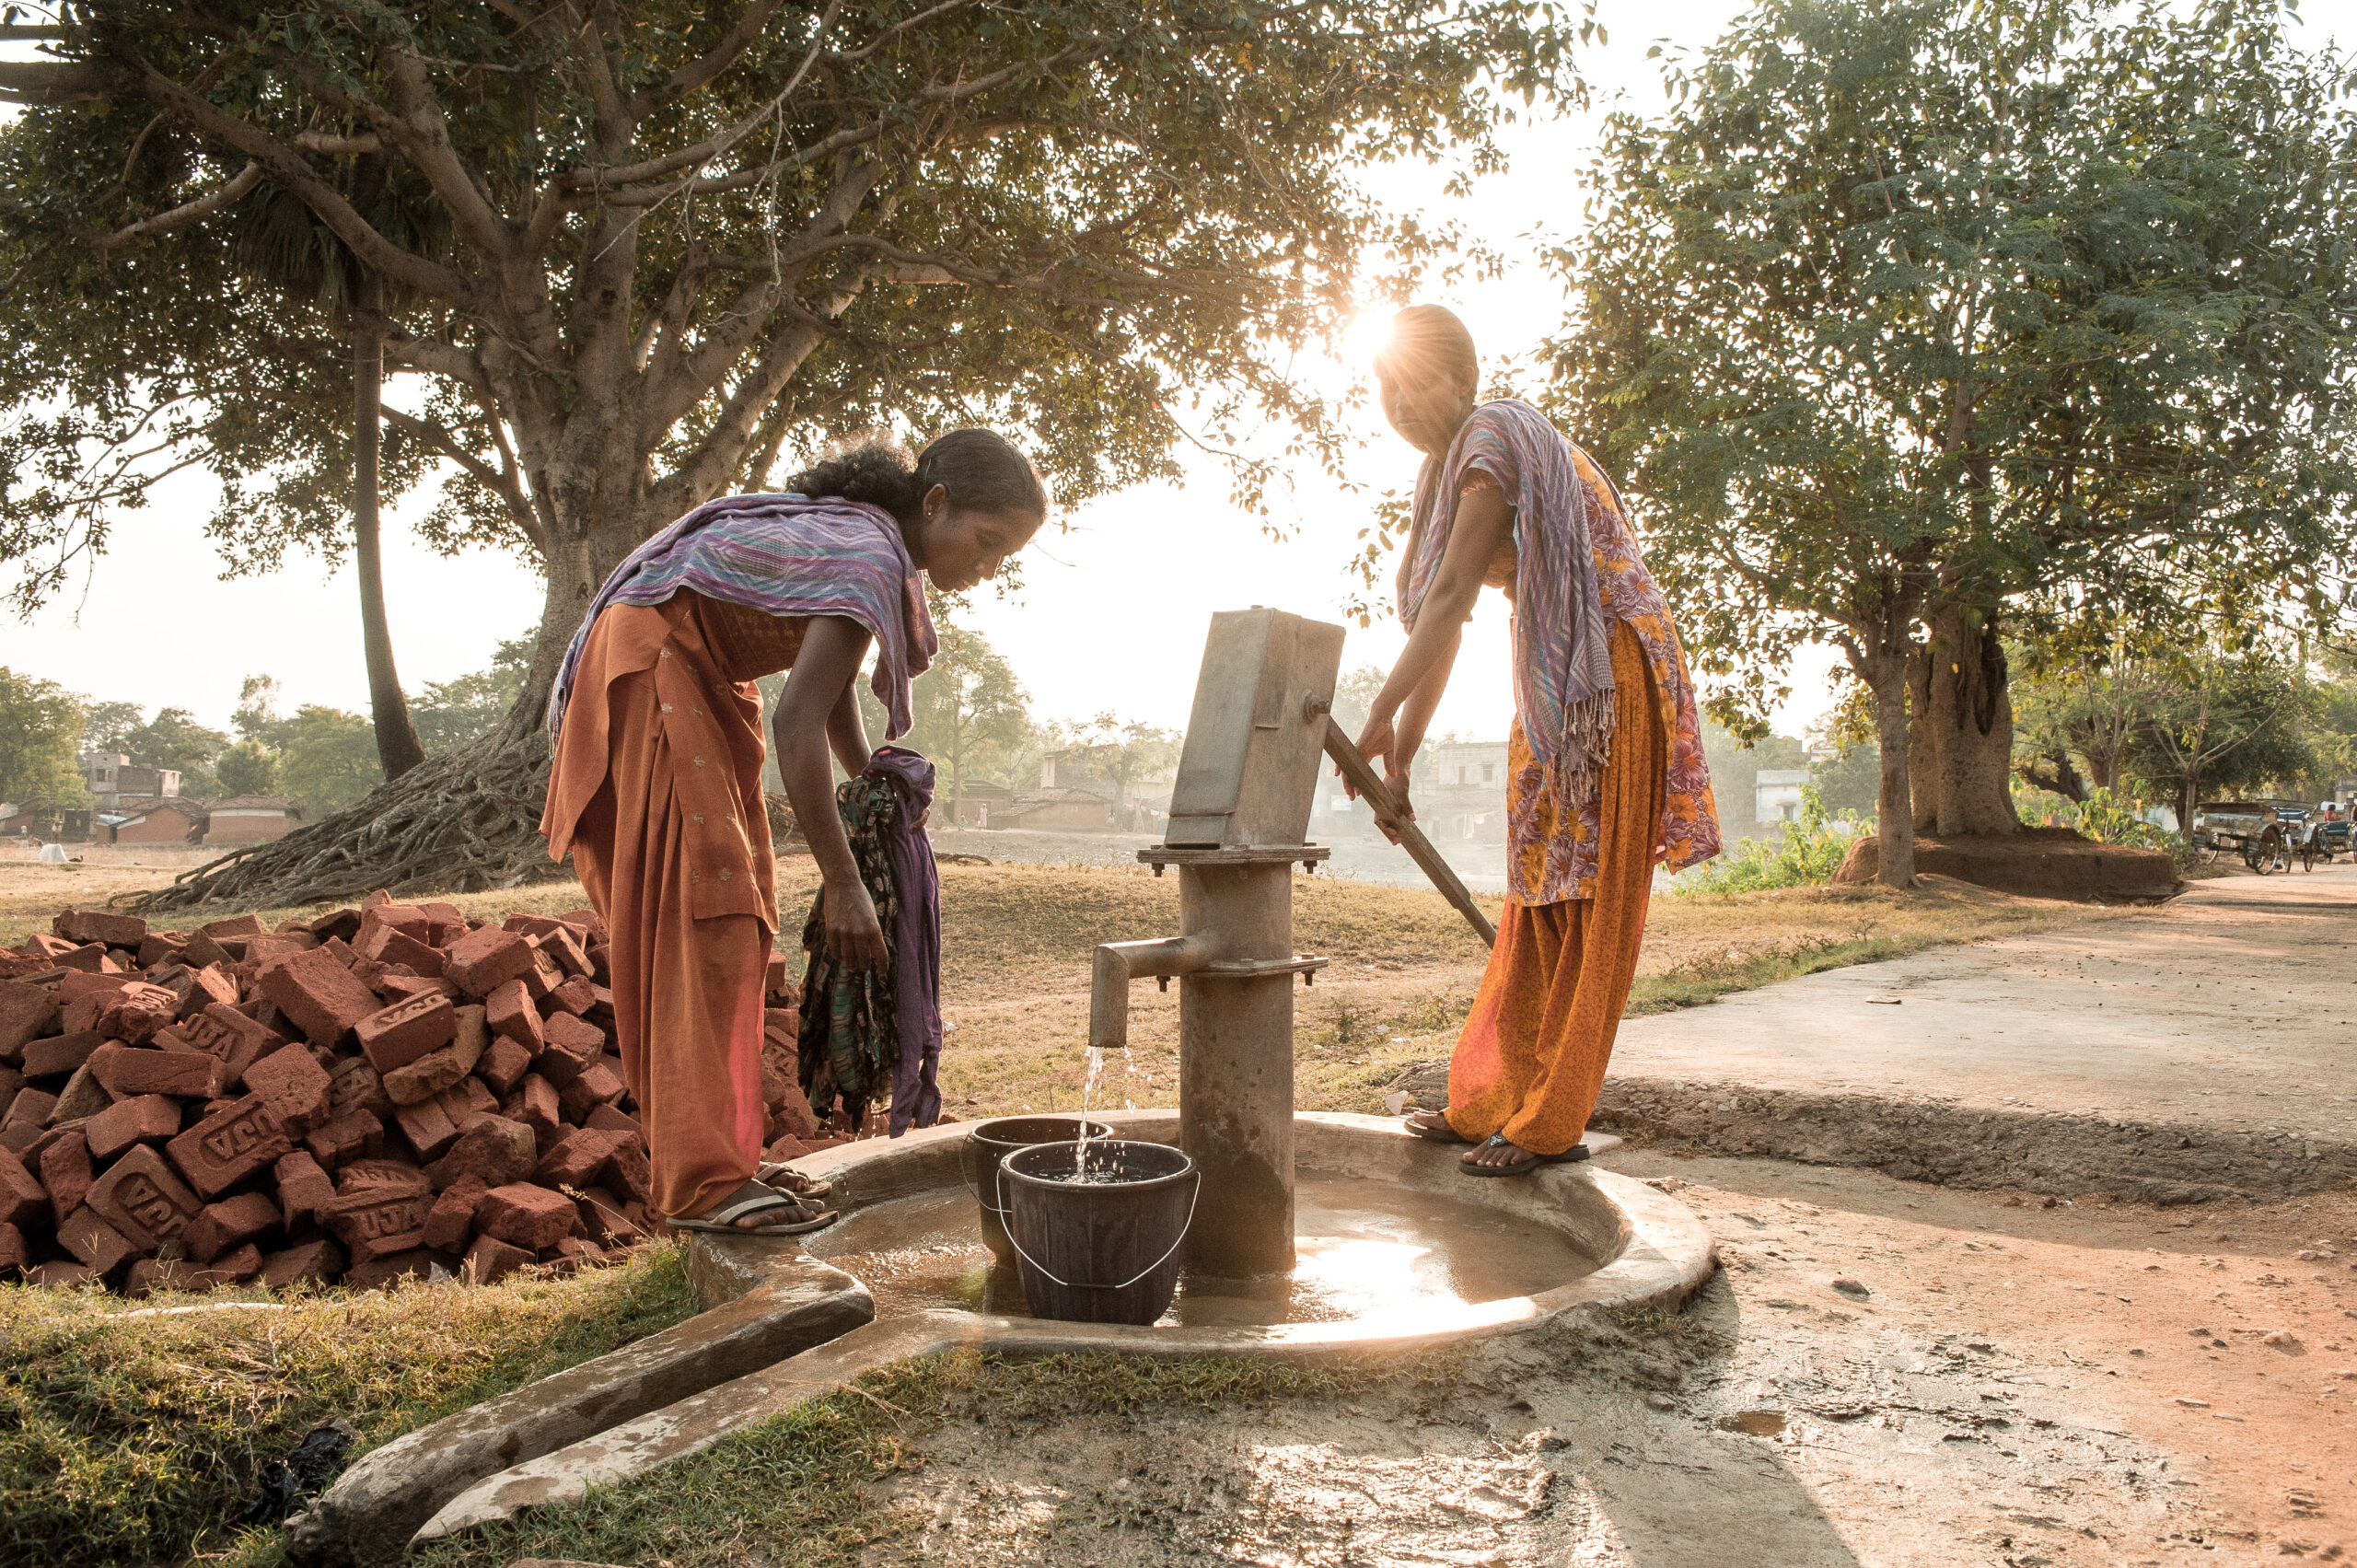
[547,494,935,738]
[1396,399,1616,793]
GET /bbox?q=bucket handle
[1004,1169,1202,1293]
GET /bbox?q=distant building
[947,780,1016,828]
[78,751,180,811]
[1422,739,1511,842]
[1754,769,1810,823]
[2,806,94,842]
[204,795,302,844]
[104,796,209,845]
[1002,786,1111,831]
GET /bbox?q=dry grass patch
[0,1246,697,1568]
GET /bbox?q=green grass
[1624,933,1912,1015]
[404,1349,1371,1568]
[1,1247,698,1568]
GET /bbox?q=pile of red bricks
[0,899,830,1295]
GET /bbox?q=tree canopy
[1550,0,2357,883]
[0,668,90,807]
[2,0,1590,904]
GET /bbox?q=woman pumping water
[542,432,1047,1235]
[1353,307,1722,1177]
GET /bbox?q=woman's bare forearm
[1394,627,1458,762]
[1368,486,1511,726]
[826,679,873,777]
[775,618,872,893]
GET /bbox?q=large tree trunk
[1910,604,2022,837]
[353,289,429,782]
[1861,648,1917,887]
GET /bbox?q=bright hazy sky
[27,0,2315,747]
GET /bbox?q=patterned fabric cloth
[1399,401,1616,789]
[796,772,902,1132]
[1425,409,1722,905]
[548,494,936,740]
[865,746,944,1135]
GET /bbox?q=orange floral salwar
[1445,621,1669,1153]
[1439,441,1718,1156]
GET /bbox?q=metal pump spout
[1089,936,1216,1052]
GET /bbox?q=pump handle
[1322,718,1498,947]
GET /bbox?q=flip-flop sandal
[1402,1111,1471,1144]
[1458,1133,1592,1178]
[755,1164,834,1200]
[668,1187,838,1236]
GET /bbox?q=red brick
[543,976,595,1018]
[606,1133,651,1203]
[501,912,583,941]
[371,925,446,977]
[378,974,460,1006]
[0,1220,23,1275]
[303,1110,385,1170]
[1,1088,57,1142]
[308,907,365,944]
[40,1129,91,1225]
[556,1062,625,1123]
[324,1058,392,1127]
[343,1248,438,1290]
[177,932,232,970]
[91,1045,218,1100]
[382,1005,486,1106]
[184,1191,281,1263]
[353,905,431,960]
[424,1114,536,1191]
[442,926,535,999]
[261,1237,345,1289]
[537,1014,604,1086]
[508,1075,561,1147]
[167,1095,298,1198]
[52,943,110,974]
[474,1182,576,1251]
[244,1043,332,1133]
[423,1176,486,1251]
[764,955,797,1005]
[354,993,456,1075]
[139,962,200,1013]
[197,914,264,941]
[22,1030,103,1081]
[319,1170,432,1260]
[87,1144,201,1250]
[540,924,594,981]
[97,983,180,1045]
[575,1188,639,1247]
[50,1062,114,1122]
[159,1005,284,1088]
[246,934,316,964]
[534,1128,619,1190]
[520,943,563,1002]
[57,1205,137,1273]
[586,1102,642,1139]
[258,947,383,1047]
[560,908,608,941]
[483,979,543,1056]
[273,1149,337,1230]
[391,1083,484,1163]
[136,932,189,968]
[55,910,145,947]
[30,1260,94,1289]
[462,1233,534,1284]
[0,1144,42,1229]
[0,980,61,1062]
[86,1095,181,1160]
[477,1035,531,1097]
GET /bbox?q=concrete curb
[283,1247,871,1567]
[1388,1061,2352,1203]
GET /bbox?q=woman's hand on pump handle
[1346,712,1415,846]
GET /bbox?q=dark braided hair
[786,428,1047,525]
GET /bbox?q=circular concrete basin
[791,1109,1716,1356]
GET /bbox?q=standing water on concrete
[806,1169,1601,1328]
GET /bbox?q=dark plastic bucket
[1001,1139,1199,1325]
[960,1116,1114,1260]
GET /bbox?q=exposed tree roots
[129,733,570,914]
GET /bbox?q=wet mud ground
[858,1148,2355,1567]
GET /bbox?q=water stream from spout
[1074,1046,1107,1178]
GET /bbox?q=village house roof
[110,795,208,817]
[1012,786,1108,806]
[209,795,301,810]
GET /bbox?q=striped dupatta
[1396,399,1618,804]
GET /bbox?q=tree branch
[93,160,261,250]
[378,407,543,551]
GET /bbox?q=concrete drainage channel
[286,1111,1716,1564]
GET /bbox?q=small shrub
[1675,787,1868,896]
